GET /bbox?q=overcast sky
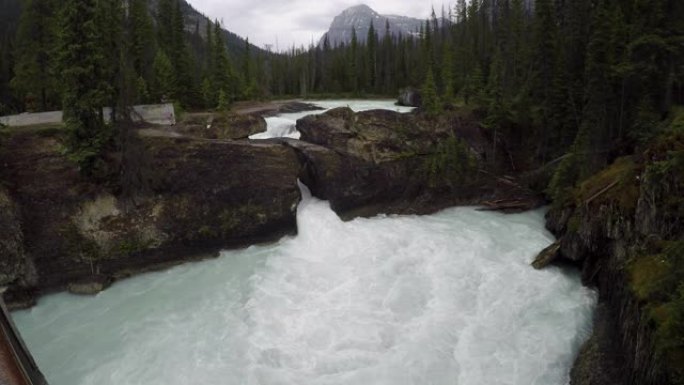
[186,1,437,50]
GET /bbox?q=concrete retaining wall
[0,104,175,127]
[0,111,63,127]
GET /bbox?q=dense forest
[0,0,682,178]
[0,0,684,382]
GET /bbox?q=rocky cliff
[291,107,542,218]
[0,106,542,308]
[0,128,301,307]
[319,4,423,47]
[539,130,684,385]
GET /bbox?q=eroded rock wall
[545,136,684,385]
[0,107,543,307]
[0,131,301,307]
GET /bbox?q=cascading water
[13,102,597,384]
[13,181,596,385]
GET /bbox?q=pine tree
[94,0,124,120]
[152,50,175,102]
[243,38,257,99]
[441,43,455,102]
[350,27,359,94]
[463,65,485,106]
[59,0,110,175]
[11,0,58,111]
[366,21,378,92]
[422,68,440,116]
[380,20,393,94]
[532,0,560,161]
[212,20,234,106]
[0,33,15,113]
[128,0,156,102]
[170,0,196,106]
[157,0,174,53]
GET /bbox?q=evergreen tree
[59,0,110,175]
[422,68,440,116]
[380,20,394,94]
[94,0,124,119]
[366,21,378,92]
[441,43,455,102]
[11,0,58,111]
[157,0,174,53]
[128,0,156,102]
[243,38,257,99]
[152,50,175,102]
[0,26,16,113]
[170,0,196,106]
[349,27,359,94]
[212,20,234,105]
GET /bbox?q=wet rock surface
[543,147,684,385]
[293,107,543,218]
[0,130,301,306]
[177,113,267,139]
[0,106,544,307]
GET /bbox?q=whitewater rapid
[249,99,415,139]
[13,182,596,385]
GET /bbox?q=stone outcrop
[0,106,544,307]
[276,102,324,115]
[178,113,267,139]
[398,88,422,107]
[291,107,543,218]
[0,130,301,307]
[542,133,684,385]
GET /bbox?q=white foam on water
[249,99,415,140]
[13,185,596,385]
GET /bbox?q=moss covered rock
[545,128,684,385]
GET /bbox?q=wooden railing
[0,297,48,385]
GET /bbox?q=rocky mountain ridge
[319,4,424,47]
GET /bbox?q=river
[12,102,597,385]
[249,99,415,139]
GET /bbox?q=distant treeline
[0,0,682,190]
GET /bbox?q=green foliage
[208,20,238,107]
[548,152,582,203]
[629,240,684,383]
[172,101,185,122]
[153,50,175,102]
[425,136,477,188]
[59,0,112,176]
[10,0,59,111]
[421,68,441,117]
[462,66,485,106]
[114,236,152,257]
[671,107,684,134]
[441,46,455,103]
[576,156,639,210]
[217,90,230,112]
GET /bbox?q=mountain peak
[342,4,376,15]
[320,5,422,47]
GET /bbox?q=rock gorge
[1,105,681,385]
[0,106,539,308]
